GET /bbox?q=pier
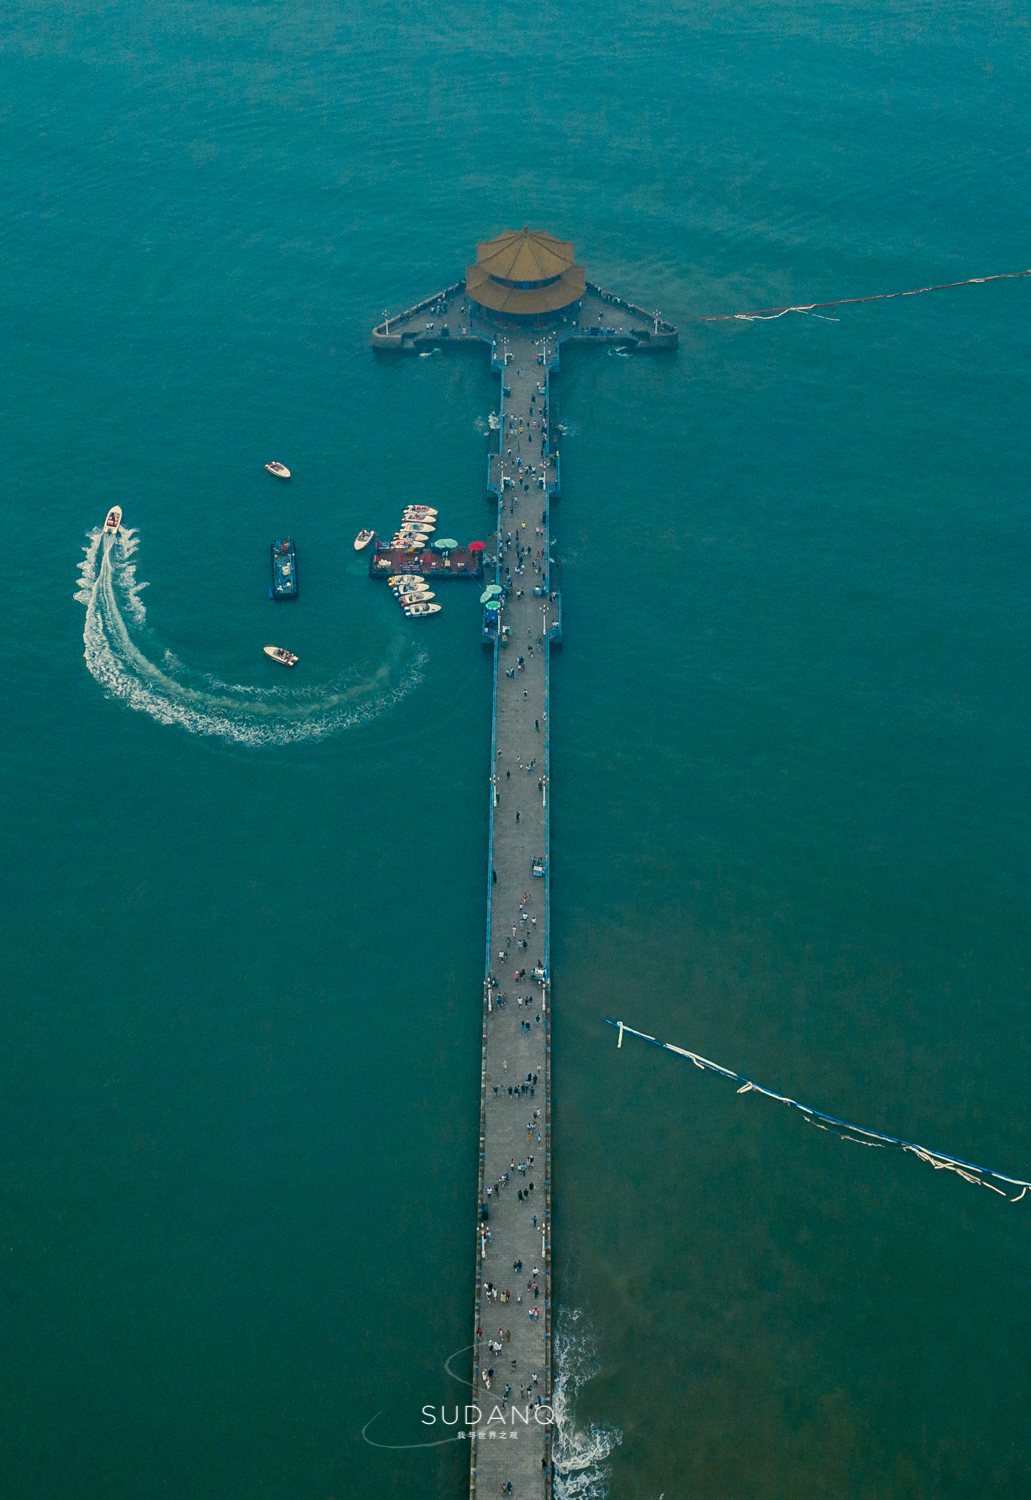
[373,231,676,1498]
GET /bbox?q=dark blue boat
[270,538,298,600]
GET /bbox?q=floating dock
[373,232,675,1499]
[369,543,485,581]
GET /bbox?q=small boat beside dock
[103,506,122,534]
[354,529,375,551]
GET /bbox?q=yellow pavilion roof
[466,261,586,314]
[474,227,576,285]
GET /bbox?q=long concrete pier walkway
[373,266,675,1499]
[470,329,558,1500]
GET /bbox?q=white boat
[265,461,291,479]
[387,574,424,586]
[263,645,298,666]
[399,590,434,603]
[404,601,441,616]
[354,529,375,551]
[399,522,434,533]
[402,506,437,518]
[103,506,122,534]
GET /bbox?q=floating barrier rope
[605,1019,1030,1202]
[696,268,1031,323]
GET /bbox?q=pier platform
[372,245,675,1500]
[372,281,678,356]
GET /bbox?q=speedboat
[265,461,291,479]
[387,574,424,586]
[402,506,437,518]
[354,529,375,551]
[399,590,434,604]
[399,522,434,533]
[403,601,441,616]
[263,645,298,666]
[103,506,122,534]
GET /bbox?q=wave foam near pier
[553,1309,622,1500]
[76,528,424,745]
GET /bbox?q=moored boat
[263,645,298,666]
[270,538,298,599]
[404,601,441,617]
[103,506,122,534]
[265,461,291,479]
[387,574,424,586]
[354,529,375,551]
[398,589,434,602]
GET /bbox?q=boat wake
[553,1309,622,1500]
[75,527,425,745]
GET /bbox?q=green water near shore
[2,2,1030,1496]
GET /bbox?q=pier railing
[585,279,677,334]
[373,279,466,338]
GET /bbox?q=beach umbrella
[479,587,503,604]
[434,538,459,550]
[468,540,486,552]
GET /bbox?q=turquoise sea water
[2,2,1030,1496]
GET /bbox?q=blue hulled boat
[270,538,298,600]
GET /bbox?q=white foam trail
[552,1309,622,1500]
[77,528,425,745]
